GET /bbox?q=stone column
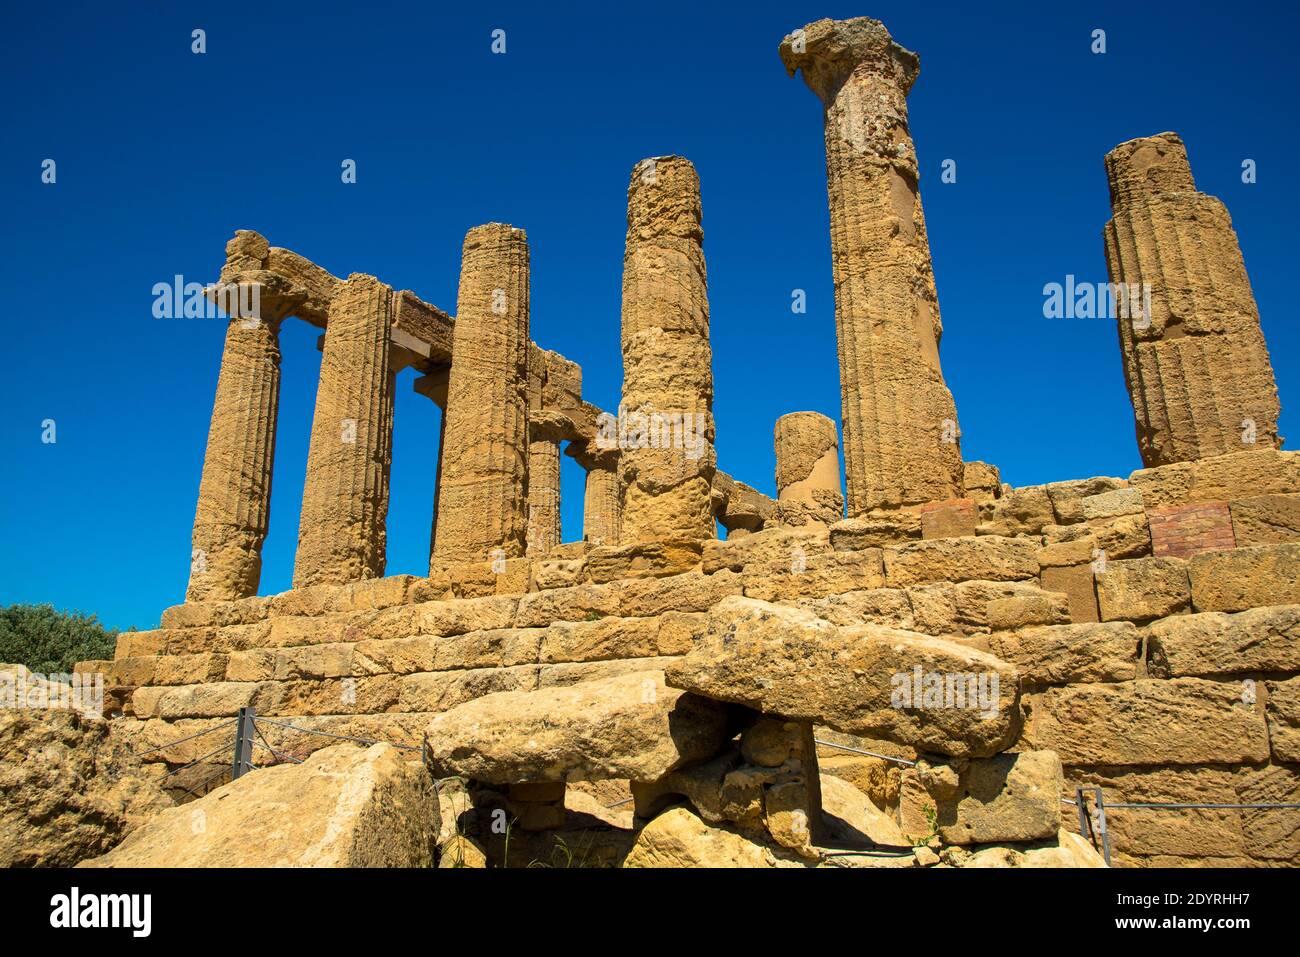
[1103,132,1282,466]
[526,413,568,557]
[187,316,283,602]
[619,156,717,543]
[780,18,963,515]
[581,449,622,546]
[774,412,844,526]
[433,224,531,564]
[293,274,395,588]
[187,231,303,603]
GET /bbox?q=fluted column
[293,274,395,587]
[525,413,566,556]
[187,231,302,603]
[780,17,963,515]
[1104,132,1282,466]
[619,156,717,543]
[774,411,844,526]
[433,224,531,564]
[582,449,622,546]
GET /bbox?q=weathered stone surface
[773,411,843,526]
[619,156,716,543]
[423,670,730,784]
[703,523,831,574]
[790,587,914,630]
[1096,556,1191,622]
[434,224,531,564]
[525,426,563,557]
[1188,543,1300,612]
[962,461,1002,504]
[83,744,437,867]
[623,805,787,868]
[1266,676,1300,764]
[884,536,1038,586]
[1080,488,1144,521]
[976,486,1054,537]
[1039,565,1100,624]
[581,455,622,546]
[0,705,173,867]
[1147,605,1300,677]
[1229,493,1300,546]
[188,242,291,602]
[1029,678,1269,765]
[585,540,702,583]
[922,498,978,539]
[988,621,1139,684]
[781,17,963,513]
[906,580,1062,637]
[948,831,1105,868]
[830,511,922,550]
[743,549,885,601]
[1045,476,1127,525]
[899,751,1063,845]
[1104,133,1281,466]
[1129,449,1300,509]
[666,597,1020,757]
[293,274,395,587]
[985,592,1070,632]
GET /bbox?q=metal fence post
[231,706,256,780]
[1090,786,1113,867]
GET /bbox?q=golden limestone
[781,17,963,514]
[1104,132,1282,466]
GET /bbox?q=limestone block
[1265,676,1300,763]
[922,498,978,539]
[988,621,1140,684]
[1029,678,1269,765]
[82,744,438,867]
[1095,556,1191,622]
[623,806,786,868]
[666,597,1020,758]
[702,523,831,574]
[899,751,1062,846]
[742,549,885,601]
[985,593,1070,632]
[883,536,1039,587]
[1229,493,1300,546]
[961,461,1002,504]
[975,486,1054,537]
[1188,543,1300,612]
[1080,487,1144,521]
[790,587,915,630]
[1146,605,1300,676]
[585,540,702,582]
[423,670,732,784]
[1045,476,1127,525]
[1129,449,1300,510]
[830,511,922,550]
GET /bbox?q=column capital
[779,17,919,104]
[1104,132,1196,209]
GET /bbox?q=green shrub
[0,604,121,674]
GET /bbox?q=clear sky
[2,0,1296,630]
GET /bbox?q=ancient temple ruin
[65,16,1298,869]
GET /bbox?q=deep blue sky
[2,1,1296,630]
